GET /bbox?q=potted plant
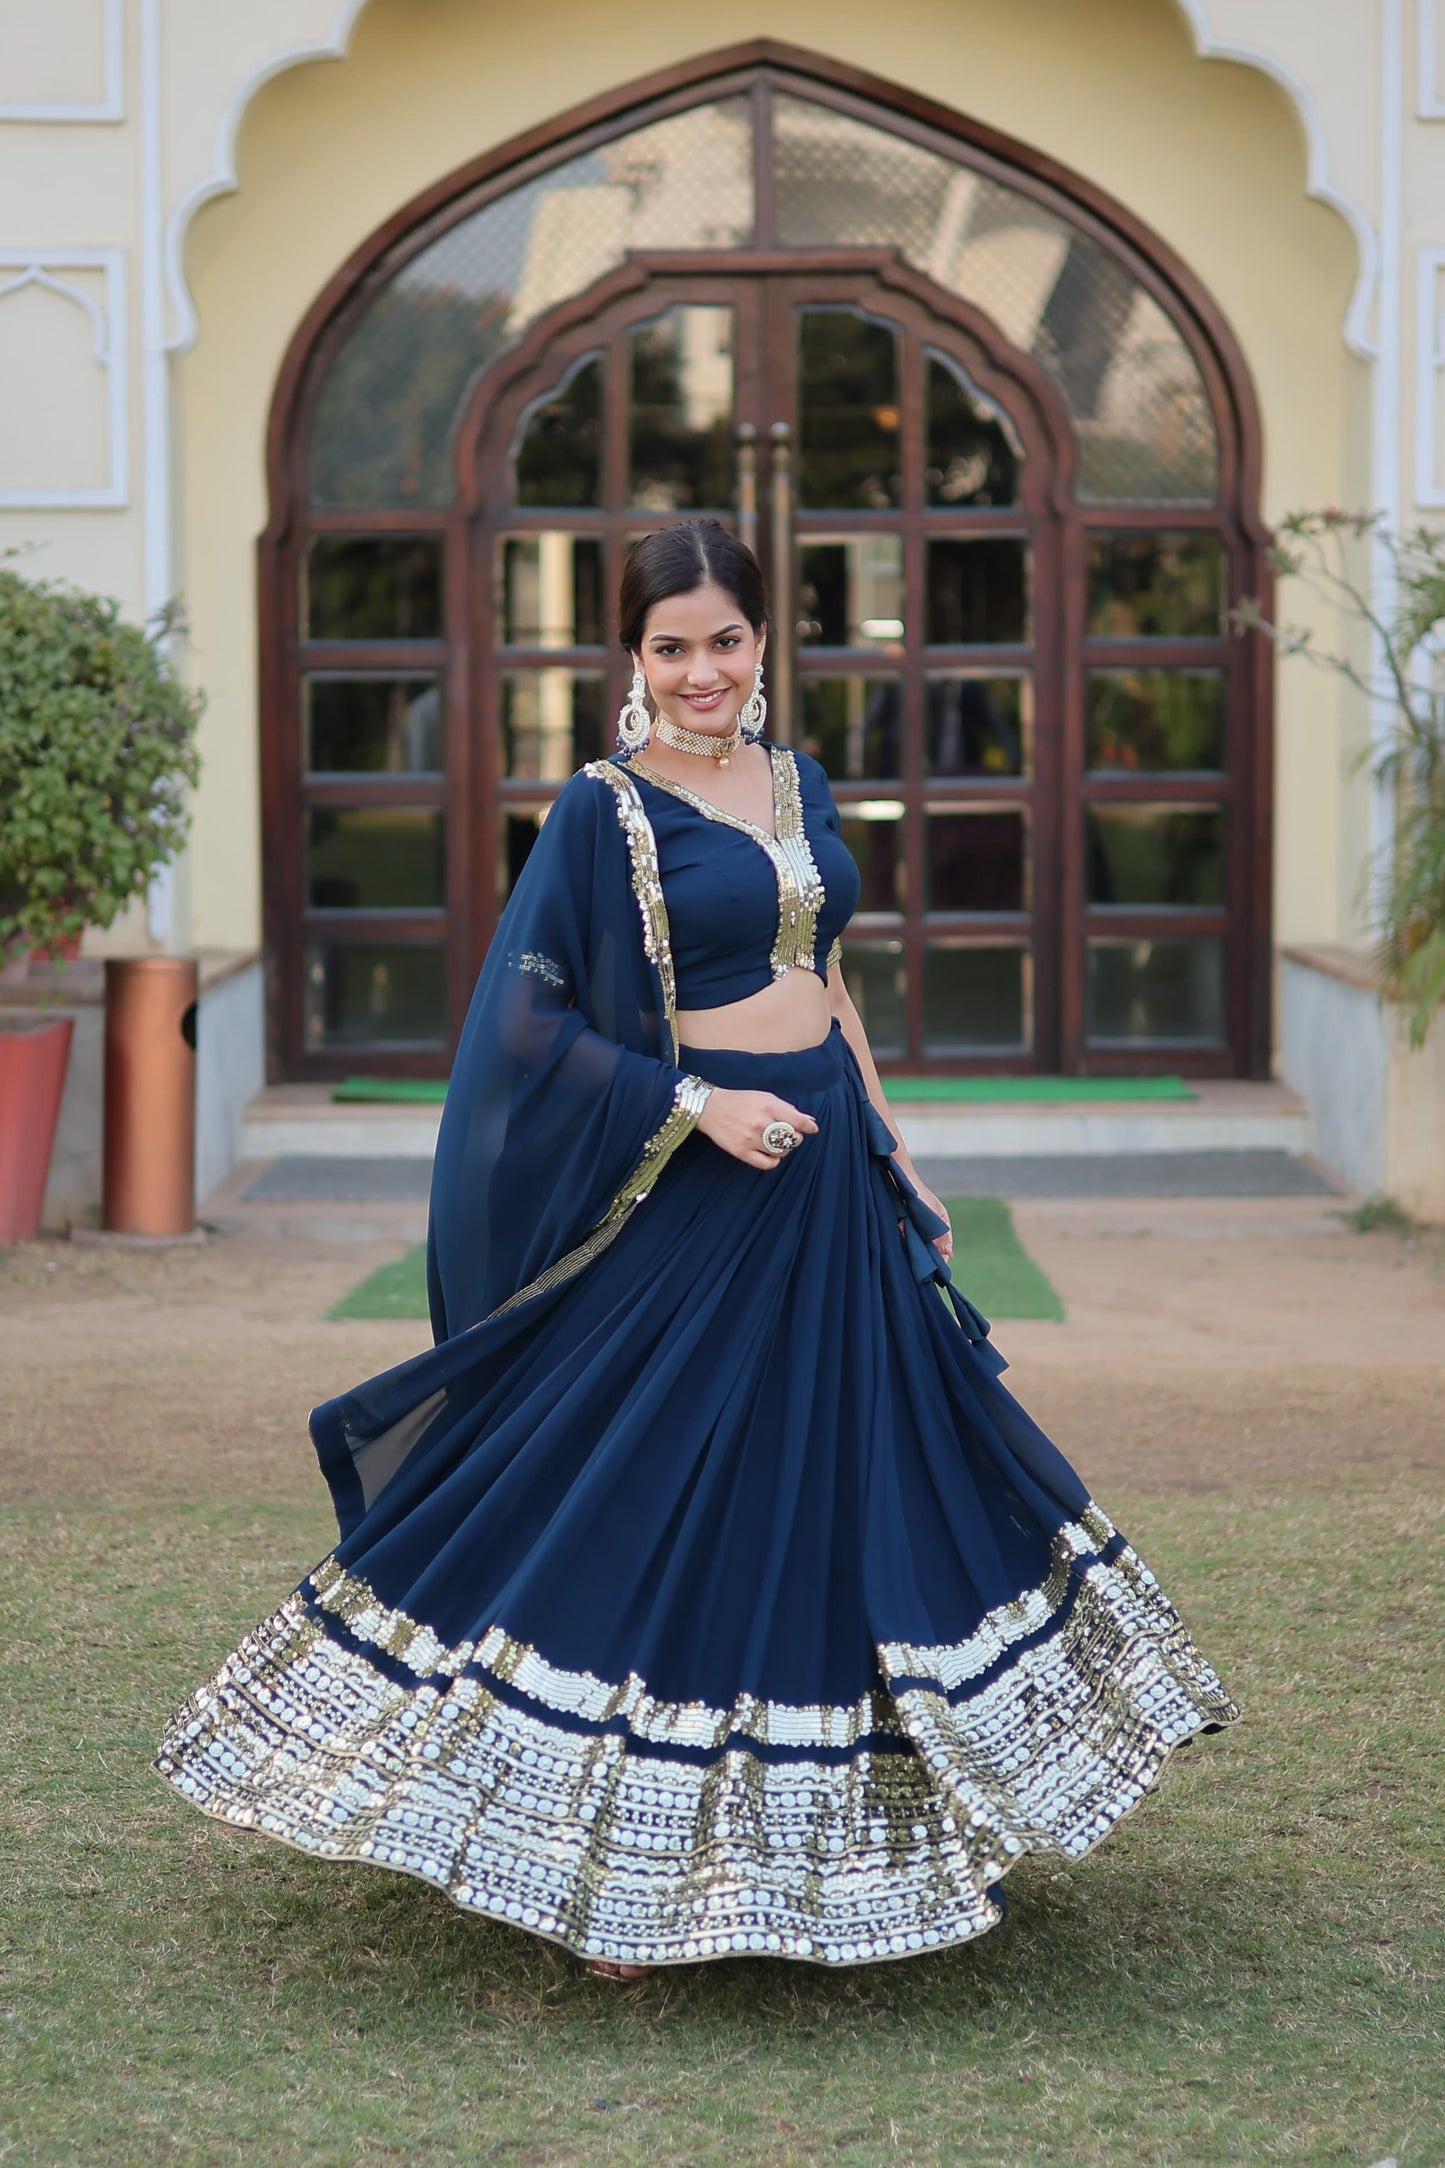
[0,566,202,1241]
[1236,509,1445,1212]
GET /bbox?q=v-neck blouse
[624,745,860,1011]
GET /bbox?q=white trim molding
[1416,247,1445,506]
[0,249,128,507]
[1418,0,1445,116]
[162,0,371,353]
[1172,0,1381,361]
[0,0,125,124]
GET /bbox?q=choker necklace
[653,713,744,766]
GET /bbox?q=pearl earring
[615,665,651,752]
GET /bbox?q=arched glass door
[268,55,1265,1079]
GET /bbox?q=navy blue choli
[157,743,1238,1969]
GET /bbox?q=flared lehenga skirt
[156,1025,1239,1967]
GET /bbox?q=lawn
[2,1469,1439,2165]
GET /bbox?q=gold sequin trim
[156,1504,1238,1968]
[628,748,827,980]
[584,760,678,1059]
[487,1074,711,1321]
[826,935,843,973]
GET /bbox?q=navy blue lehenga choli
[157,744,1239,1967]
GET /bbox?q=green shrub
[0,567,203,958]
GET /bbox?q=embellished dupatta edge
[486,762,705,1323]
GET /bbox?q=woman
[158,520,1238,1976]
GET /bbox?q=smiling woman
[157,520,1239,1979]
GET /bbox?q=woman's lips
[680,689,727,711]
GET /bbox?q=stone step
[242,1077,1311,1163]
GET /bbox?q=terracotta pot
[0,1016,74,1243]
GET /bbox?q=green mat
[334,1073,1194,1106]
[328,1195,1062,1323]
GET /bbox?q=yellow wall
[178,0,1364,957]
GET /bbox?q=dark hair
[618,518,768,652]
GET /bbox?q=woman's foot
[587,1959,656,1980]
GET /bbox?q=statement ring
[760,1120,801,1157]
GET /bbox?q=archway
[259,43,1269,1079]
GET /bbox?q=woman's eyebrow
[647,621,745,643]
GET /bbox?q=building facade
[2,2,1441,1133]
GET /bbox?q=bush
[0,567,203,957]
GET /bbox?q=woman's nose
[686,655,721,685]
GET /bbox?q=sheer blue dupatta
[310,759,709,1539]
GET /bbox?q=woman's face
[633,579,765,736]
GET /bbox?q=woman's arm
[828,963,954,1262]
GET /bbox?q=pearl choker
[652,713,744,766]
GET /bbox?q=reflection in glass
[306,809,445,910]
[499,806,551,905]
[302,939,447,1047]
[305,677,442,773]
[843,939,906,1055]
[926,539,1030,644]
[306,537,443,640]
[926,353,1020,506]
[1087,534,1223,637]
[1087,671,1224,771]
[628,306,734,510]
[800,678,901,779]
[797,536,904,646]
[926,677,1028,776]
[796,309,902,510]
[501,673,605,779]
[924,944,1027,1051]
[497,534,604,646]
[311,99,753,505]
[773,93,1216,502]
[839,805,906,912]
[1086,937,1225,1040]
[1086,805,1224,906]
[515,354,603,507]
[928,808,1027,911]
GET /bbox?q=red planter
[0,1017,74,1242]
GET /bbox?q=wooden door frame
[258,41,1272,1082]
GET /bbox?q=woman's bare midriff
[675,970,832,1053]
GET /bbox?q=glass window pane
[305,537,442,640]
[926,352,1020,507]
[1086,805,1225,906]
[1086,937,1225,1041]
[1086,534,1223,637]
[839,802,906,912]
[306,808,445,910]
[310,99,754,506]
[924,944,1028,1052]
[496,534,604,645]
[798,537,904,647]
[800,677,901,780]
[628,305,734,510]
[773,93,1216,503]
[842,938,906,1056]
[926,539,1030,644]
[305,677,442,774]
[796,308,902,510]
[927,808,1027,911]
[501,671,605,779]
[302,939,447,1047]
[498,804,553,907]
[1087,671,1224,771]
[515,354,603,508]
[926,676,1029,777]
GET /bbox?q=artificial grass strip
[327,1246,430,1320]
[884,1075,1196,1103]
[328,1199,1061,1324]
[333,1074,1198,1107]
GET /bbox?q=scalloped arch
[162,0,1379,360]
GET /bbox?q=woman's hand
[911,1175,954,1264]
[696,1087,819,1171]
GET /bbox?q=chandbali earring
[615,665,651,752]
[738,658,768,742]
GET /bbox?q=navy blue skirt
[157,1026,1238,1966]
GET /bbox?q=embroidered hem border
[155,1502,1239,1968]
